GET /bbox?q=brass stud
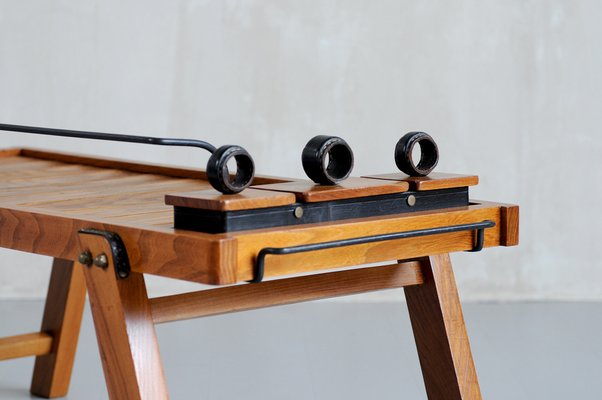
[294,206,304,219]
[78,250,93,266]
[407,195,417,207]
[93,253,109,269]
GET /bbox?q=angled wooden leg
[79,233,169,400]
[31,258,87,398]
[404,254,482,400]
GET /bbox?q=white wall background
[0,0,600,300]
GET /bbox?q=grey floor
[0,300,600,399]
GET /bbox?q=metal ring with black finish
[206,145,255,194]
[394,131,439,176]
[302,135,354,185]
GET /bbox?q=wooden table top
[0,148,518,285]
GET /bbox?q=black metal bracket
[79,228,131,279]
[250,220,495,283]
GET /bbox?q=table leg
[79,234,169,400]
[404,254,482,400]
[31,258,87,398]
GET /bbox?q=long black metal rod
[0,123,217,153]
[251,220,495,283]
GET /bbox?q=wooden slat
[151,261,424,324]
[0,333,53,361]
[405,254,482,399]
[165,188,296,211]
[31,258,87,398]
[362,172,479,191]
[252,177,409,202]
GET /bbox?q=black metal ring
[302,135,354,185]
[206,145,255,194]
[394,132,439,176]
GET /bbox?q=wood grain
[0,206,238,284]
[404,254,482,400]
[80,233,168,400]
[0,150,517,285]
[0,199,515,285]
[231,202,506,281]
[362,172,479,191]
[252,177,409,202]
[500,205,519,246]
[20,148,290,185]
[151,261,423,324]
[165,188,296,211]
[0,148,23,157]
[0,333,53,361]
[30,258,87,398]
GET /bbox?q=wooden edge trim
[165,188,297,211]
[0,205,237,285]
[0,332,53,361]
[500,205,519,246]
[362,173,479,191]
[415,175,479,191]
[17,148,290,185]
[0,148,23,158]
[150,261,424,324]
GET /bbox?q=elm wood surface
[79,233,168,400]
[0,333,53,361]
[363,172,479,191]
[405,254,482,400]
[165,188,296,211]
[31,258,87,398]
[151,261,424,324]
[0,150,518,285]
[252,177,410,202]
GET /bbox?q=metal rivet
[93,253,109,269]
[294,206,304,219]
[407,195,417,207]
[78,250,93,266]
